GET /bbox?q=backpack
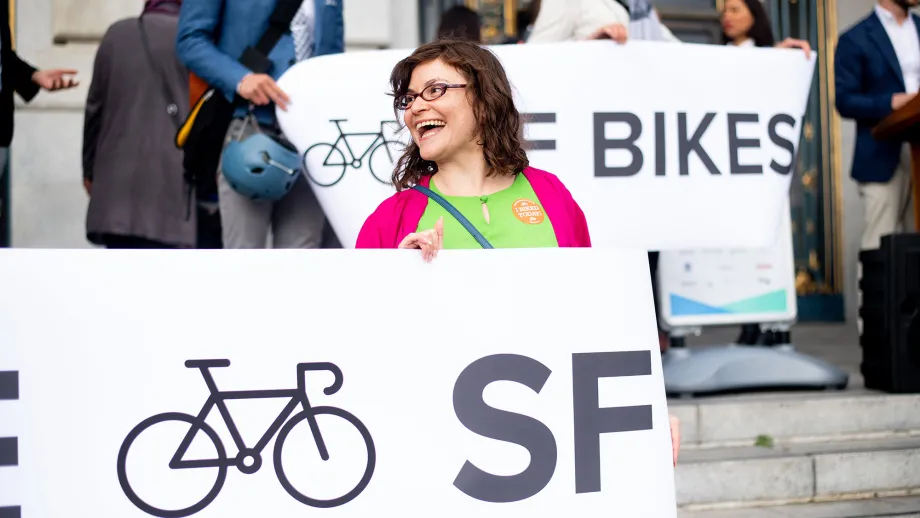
[174,0,306,202]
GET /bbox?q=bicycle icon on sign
[117,359,375,518]
[302,119,403,187]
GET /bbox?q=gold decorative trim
[817,0,833,290]
[811,0,844,294]
[464,0,518,40]
[505,0,518,37]
[9,0,15,48]
[827,0,844,295]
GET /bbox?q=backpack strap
[412,185,494,249]
[239,0,307,74]
[137,16,180,130]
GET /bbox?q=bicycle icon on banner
[302,119,403,187]
[117,359,375,518]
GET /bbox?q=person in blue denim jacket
[176,0,344,249]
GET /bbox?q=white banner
[657,198,798,328]
[276,40,815,250]
[0,249,676,517]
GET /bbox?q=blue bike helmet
[221,132,302,201]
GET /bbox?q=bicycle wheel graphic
[273,406,376,508]
[368,140,402,185]
[304,143,347,187]
[117,412,228,518]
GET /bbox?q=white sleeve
[572,0,630,40]
[658,19,682,43]
[526,0,577,43]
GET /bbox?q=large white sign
[657,198,798,328]
[276,40,815,250]
[0,249,676,517]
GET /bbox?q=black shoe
[760,330,777,346]
[767,330,791,346]
[736,324,762,345]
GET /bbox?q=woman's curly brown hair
[388,39,529,191]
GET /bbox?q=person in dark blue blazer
[176,0,344,249]
[835,0,918,251]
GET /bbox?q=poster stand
[656,199,849,397]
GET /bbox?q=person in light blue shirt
[176,0,344,249]
[626,0,679,42]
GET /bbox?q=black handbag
[138,16,227,247]
[174,0,306,203]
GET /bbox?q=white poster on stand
[657,198,798,328]
[0,249,676,517]
[276,40,816,251]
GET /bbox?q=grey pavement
[678,495,920,517]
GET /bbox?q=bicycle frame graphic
[302,119,403,187]
[117,359,375,518]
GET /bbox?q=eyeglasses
[395,83,467,111]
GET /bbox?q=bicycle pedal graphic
[302,119,403,187]
[117,360,375,517]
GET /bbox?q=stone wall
[10,0,95,248]
[9,0,419,248]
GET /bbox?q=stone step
[675,436,920,508]
[678,495,920,518]
[668,391,920,448]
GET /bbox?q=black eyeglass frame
[395,83,467,111]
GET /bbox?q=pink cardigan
[355,166,592,248]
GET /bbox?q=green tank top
[416,173,559,249]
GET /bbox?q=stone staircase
[670,390,920,517]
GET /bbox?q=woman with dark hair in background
[722,0,775,46]
[437,5,482,42]
[721,0,807,345]
[722,0,810,52]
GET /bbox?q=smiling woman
[355,39,591,256]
